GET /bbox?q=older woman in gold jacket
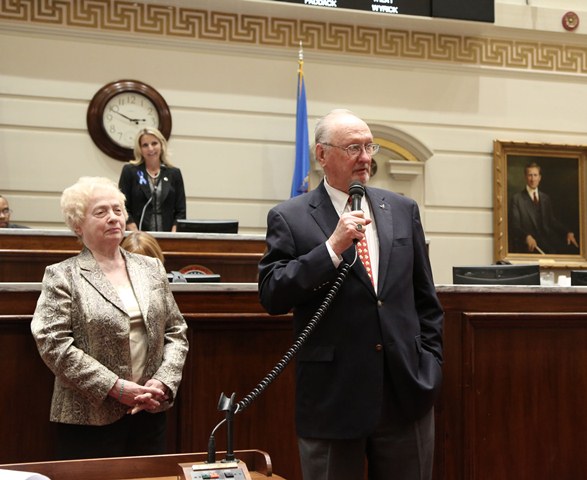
[31,177,188,460]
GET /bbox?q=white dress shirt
[323,177,379,290]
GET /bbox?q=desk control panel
[179,461,252,480]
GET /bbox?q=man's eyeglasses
[0,208,12,216]
[321,143,380,158]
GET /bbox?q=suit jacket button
[377,300,383,307]
[375,344,383,351]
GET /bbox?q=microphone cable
[205,251,359,464]
[234,260,353,414]
[206,417,226,463]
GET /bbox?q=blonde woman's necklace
[147,168,160,180]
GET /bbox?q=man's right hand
[328,211,372,255]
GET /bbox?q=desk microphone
[206,392,236,464]
[138,186,156,231]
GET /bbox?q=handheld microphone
[348,181,365,212]
[348,181,365,245]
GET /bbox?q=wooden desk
[435,284,587,480]
[3,283,587,480]
[0,449,285,480]
[0,229,266,282]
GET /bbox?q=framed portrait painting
[493,140,587,266]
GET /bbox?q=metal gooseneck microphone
[205,392,238,466]
[138,185,156,231]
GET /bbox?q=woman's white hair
[61,177,126,235]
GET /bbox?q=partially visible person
[0,195,29,228]
[510,161,579,254]
[31,176,189,460]
[121,231,165,264]
[118,128,186,232]
[258,109,443,480]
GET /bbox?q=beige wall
[1,0,586,283]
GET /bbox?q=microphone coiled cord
[235,262,352,414]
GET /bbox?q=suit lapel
[123,250,151,321]
[157,166,171,205]
[309,183,340,242]
[77,248,127,314]
[135,164,152,201]
[367,188,394,295]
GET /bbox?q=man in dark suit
[510,162,578,254]
[258,109,443,480]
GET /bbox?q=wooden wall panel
[0,315,57,462]
[436,288,587,480]
[462,312,587,480]
[179,315,297,470]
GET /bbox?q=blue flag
[290,56,310,197]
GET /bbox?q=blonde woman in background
[118,128,186,232]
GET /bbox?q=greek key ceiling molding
[1,0,586,75]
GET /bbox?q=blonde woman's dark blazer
[31,247,189,426]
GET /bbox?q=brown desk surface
[128,474,281,480]
[0,450,285,480]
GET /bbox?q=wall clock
[86,79,172,161]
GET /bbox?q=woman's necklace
[147,169,160,179]
[147,168,160,188]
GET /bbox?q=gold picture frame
[493,140,587,267]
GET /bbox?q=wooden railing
[0,229,266,282]
[1,449,281,480]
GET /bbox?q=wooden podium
[0,449,285,480]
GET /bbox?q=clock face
[102,92,160,149]
[87,80,172,161]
